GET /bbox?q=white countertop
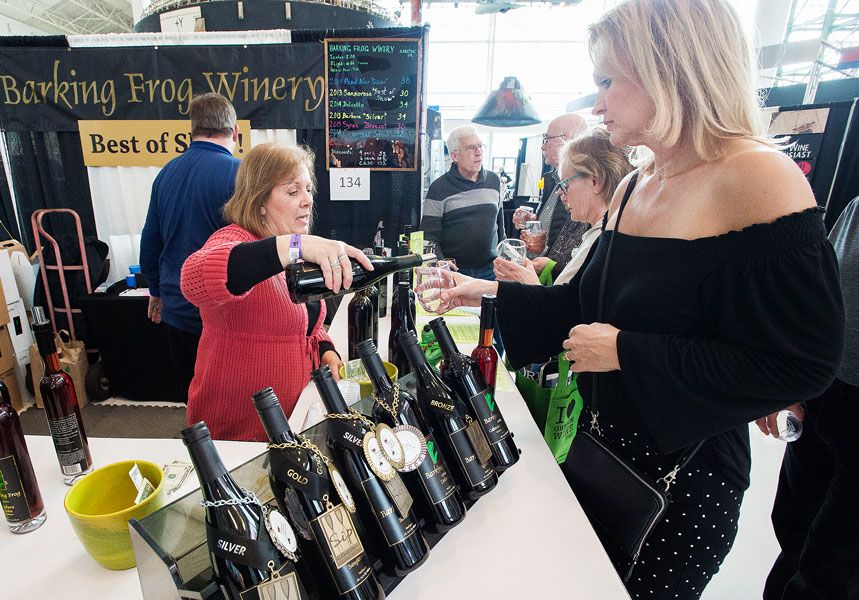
[4,282,630,600]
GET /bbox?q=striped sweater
[421,164,505,269]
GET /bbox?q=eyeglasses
[557,173,584,194]
[458,143,485,153]
[541,133,567,144]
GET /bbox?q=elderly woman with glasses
[495,127,633,286]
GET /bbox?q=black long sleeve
[226,238,337,359]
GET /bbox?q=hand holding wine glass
[414,260,456,314]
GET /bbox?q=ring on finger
[338,254,349,261]
[329,259,340,267]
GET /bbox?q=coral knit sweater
[181,224,332,441]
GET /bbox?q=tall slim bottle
[0,381,46,533]
[287,253,434,304]
[182,422,312,600]
[348,290,374,360]
[430,318,520,473]
[401,226,414,288]
[253,388,384,600]
[399,331,498,500]
[471,295,499,395]
[357,340,466,532]
[361,249,380,346]
[312,366,429,577]
[373,245,387,319]
[388,281,415,379]
[31,306,92,484]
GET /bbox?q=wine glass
[496,238,527,266]
[414,260,454,314]
[776,410,803,442]
[522,221,546,258]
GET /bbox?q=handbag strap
[589,170,703,492]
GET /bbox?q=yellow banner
[78,120,251,167]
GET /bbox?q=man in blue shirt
[140,93,241,399]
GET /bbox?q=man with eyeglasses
[513,114,589,265]
[421,125,504,281]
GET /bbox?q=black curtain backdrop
[824,100,859,230]
[4,131,98,253]
[0,154,20,242]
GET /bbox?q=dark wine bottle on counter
[183,421,312,600]
[361,249,380,346]
[0,381,46,533]
[287,253,435,304]
[471,295,499,395]
[312,366,429,577]
[253,388,384,600]
[373,245,387,319]
[430,318,521,473]
[399,331,498,500]
[357,340,466,533]
[388,281,415,379]
[348,290,375,361]
[32,306,92,485]
[401,226,414,288]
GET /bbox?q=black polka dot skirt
[625,454,743,600]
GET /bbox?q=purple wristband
[289,234,302,261]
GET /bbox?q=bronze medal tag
[382,473,414,519]
[363,431,396,481]
[465,419,493,468]
[391,424,427,472]
[328,464,357,514]
[375,423,406,470]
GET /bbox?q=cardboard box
[0,249,20,305]
[0,280,8,325]
[13,348,33,406]
[7,299,32,356]
[0,324,23,411]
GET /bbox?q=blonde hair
[559,127,633,204]
[223,143,316,238]
[588,0,770,163]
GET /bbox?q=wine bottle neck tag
[281,486,313,542]
[252,561,306,600]
[328,419,369,453]
[381,473,414,519]
[206,522,281,570]
[269,447,329,501]
[465,420,494,468]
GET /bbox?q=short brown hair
[190,92,236,138]
[223,143,316,238]
[559,127,633,204]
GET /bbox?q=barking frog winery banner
[0,43,326,164]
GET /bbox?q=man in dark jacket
[139,93,241,398]
[421,125,504,280]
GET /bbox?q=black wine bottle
[401,226,414,288]
[348,290,375,360]
[388,281,415,379]
[312,366,429,577]
[287,253,435,304]
[365,286,380,347]
[373,245,387,319]
[399,331,498,500]
[253,389,384,600]
[182,422,311,600]
[430,318,520,473]
[357,340,466,533]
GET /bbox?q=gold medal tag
[382,473,414,519]
[375,423,406,470]
[264,507,299,562]
[328,464,356,514]
[465,420,493,468]
[363,431,396,481]
[391,425,427,472]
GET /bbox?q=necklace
[653,158,704,181]
[372,383,427,473]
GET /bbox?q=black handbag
[561,171,703,581]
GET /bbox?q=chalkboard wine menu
[325,38,422,171]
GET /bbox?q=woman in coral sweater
[181,143,372,440]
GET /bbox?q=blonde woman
[494,127,632,286]
[181,143,372,441]
[434,1,844,597]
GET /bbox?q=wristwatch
[289,234,302,263]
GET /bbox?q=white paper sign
[330,168,370,201]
